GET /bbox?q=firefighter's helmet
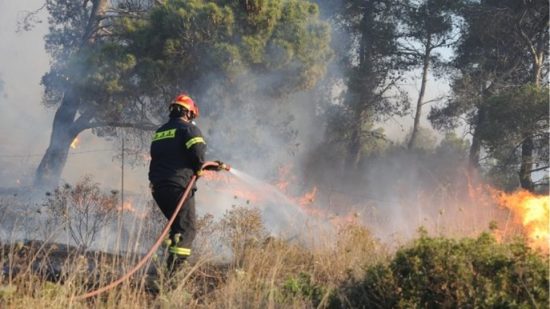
[171,93,199,119]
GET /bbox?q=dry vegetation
[0,180,548,308]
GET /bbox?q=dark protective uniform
[148,117,206,263]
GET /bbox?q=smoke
[0,1,492,254]
[0,1,50,187]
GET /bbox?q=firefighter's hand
[214,160,230,171]
[214,160,224,170]
[203,160,226,171]
[195,169,204,177]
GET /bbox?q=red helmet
[171,93,199,119]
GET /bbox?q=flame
[202,170,232,183]
[121,200,147,218]
[298,187,317,206]
[201,164,362,230]
[122,201,135,212]
[496,190,549,251]
[275,165,292,192]
[70,137,80,149]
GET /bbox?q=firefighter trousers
[152,184,196,254]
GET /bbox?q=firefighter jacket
[148,118,206,188]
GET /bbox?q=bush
[282,272,329,307]
[219,206,269,267]
[335,232,549,308]
[44,176,118,249]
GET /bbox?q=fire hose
[74,161,229,300]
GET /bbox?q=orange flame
[496,190,549,252]
[298,187,317,206]
[121,200,147,219]
[70,137,80,149]
[202,170,232,184]
[275,165,292,192]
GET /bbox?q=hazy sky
[0,1,53,186]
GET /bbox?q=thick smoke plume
[0,1,502,253]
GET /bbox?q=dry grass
[1,197,386,308]
[3,178,543,308]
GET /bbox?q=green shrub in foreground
[334,232,549,308]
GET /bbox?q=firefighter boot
[165,233,191,275]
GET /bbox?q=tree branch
[16,3,46,32]
[517,10,539,65]
[529,165,549,173]
[84,121,157,131]
[421,95,448,106]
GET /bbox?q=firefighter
[148,93,219,272]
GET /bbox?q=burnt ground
[1,239,228,298]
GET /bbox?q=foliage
[480,86,548,154]
[326,0,410,167]
[282,272,328,306]
[399,0,460,148]
[121,0,331,110]
[405,126,438,151]
[435,132,469,157]
[335,232,549,308]
[44,176,118,249]
[480,85,549,189]
[63,0,333,119]
[428,0,549,190]
[34,0,332,186]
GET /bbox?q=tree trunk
[408,44,431,149]
[34,91,83,187]
[533,60,542,87]
[468,105,485,170]
[519,134,534,192]
[34,0,108,188]
[347,109,365,168]
[518,57,542,192]
[345,1,374,169]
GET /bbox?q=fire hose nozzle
[203,161,230,172]
[219,163,231,172]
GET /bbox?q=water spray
[225,166,309,224]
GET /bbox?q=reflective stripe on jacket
[148,118,206,188]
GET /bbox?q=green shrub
[282,272,328,306]
[335,233,549,308]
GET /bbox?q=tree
[330,0,409,168]
[479,86,549,191]
[429,0,549,191]
[34,0,332,187]
[35,0,143,187]
[400,0,458,149]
